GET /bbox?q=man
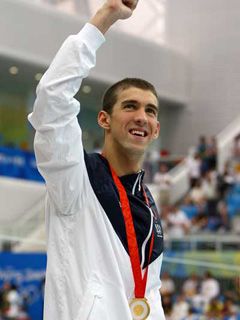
[28,0,165,319]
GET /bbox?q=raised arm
[28,1,139,215]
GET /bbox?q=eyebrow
[121,99,159,112]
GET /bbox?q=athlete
[29,0,165,319]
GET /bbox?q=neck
[101,144,144,177]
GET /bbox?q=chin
[115,139,148,157]
[125,144,146,157]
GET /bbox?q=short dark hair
[102,78,158,114]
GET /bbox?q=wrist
[90,6,119,35]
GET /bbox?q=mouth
[129,129,148,138]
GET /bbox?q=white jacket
[28,23,165,320]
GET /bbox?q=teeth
[131,130,145,137]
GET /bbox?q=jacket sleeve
[28,23,105,215]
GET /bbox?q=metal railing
[217,115,240,173]
[164,233,240,251]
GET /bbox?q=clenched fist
[90,0,139,34]
[107,0,139,20]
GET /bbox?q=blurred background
[0,0,240,319]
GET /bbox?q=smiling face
[98,86,160,157]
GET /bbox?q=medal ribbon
[110,166,154,298]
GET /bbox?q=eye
[124,104,136,110]
[146,107,157,116]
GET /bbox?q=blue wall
[0,146,43,182]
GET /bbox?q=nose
[133,107,148,126]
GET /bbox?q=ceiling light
[82,85,92,94]
[35,73,43,81]
[9,66,19,75]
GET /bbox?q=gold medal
[129,298,150,320]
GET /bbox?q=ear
[98,110,111,130]
[153,121,160,140]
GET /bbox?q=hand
[104,0,139,20]
[90,0,139,34]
